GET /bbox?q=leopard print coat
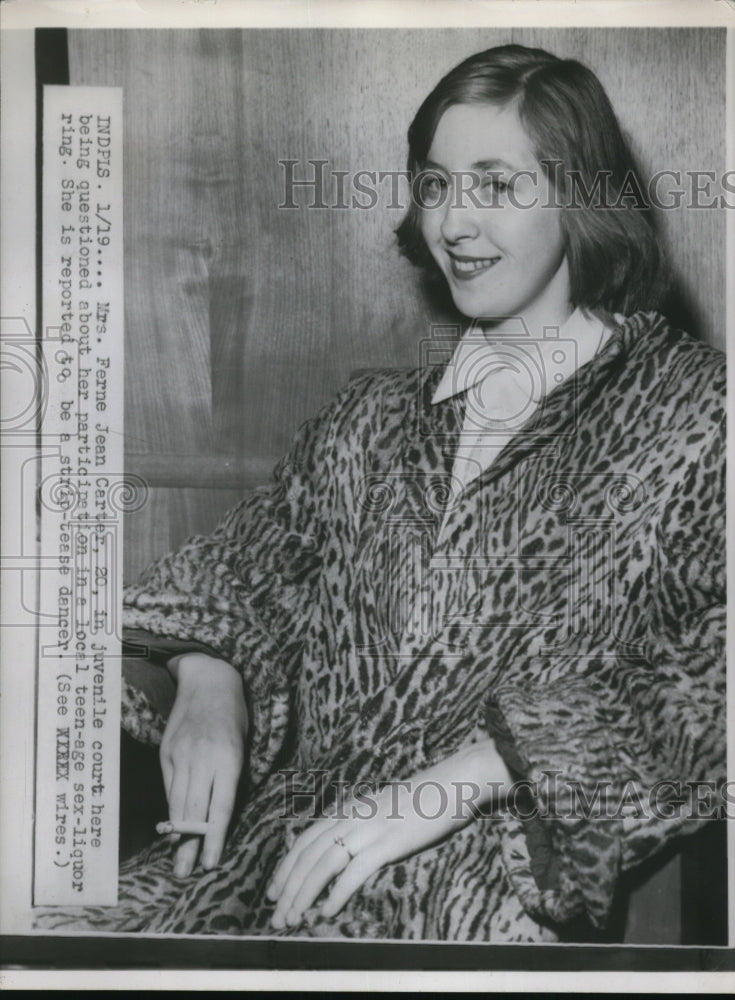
[37,311,726,940]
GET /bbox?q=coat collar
[412,310,666,496]
[431,306,614,407]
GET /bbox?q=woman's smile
[447,251,502,280]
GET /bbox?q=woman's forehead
[427,102,539,173]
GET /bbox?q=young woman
[39,43,725,941]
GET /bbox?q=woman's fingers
[266,818,330,902]
[201,763,240,870]
[270,826,384,928]
[173,762,211,877]
[160,748,174,802]
[269,820,376,928]
[320,843,384,919]
[269,824,335,915]
[271,831,347,927]
[159,751,174,836]
[164,759,189,848]
[161,755,240,875]
[281,835,359,926]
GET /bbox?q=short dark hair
[396,44,670,316]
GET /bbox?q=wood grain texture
[123,486,244,582]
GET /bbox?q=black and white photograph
[0,0,733,989]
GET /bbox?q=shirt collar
[431,307,620,406]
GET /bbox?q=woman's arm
[120,384,342,786]
[484,411,726,929]
[266,737,513,928]
[159,653,248,876]
[120,372,383,871]
[118,392,338,874]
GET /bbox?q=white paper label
[34,86,124,906]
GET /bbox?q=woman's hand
[266,738,512,929]
[160,653,248,877]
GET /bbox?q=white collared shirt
[432,307,620,492]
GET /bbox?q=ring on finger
[333,834,356,860]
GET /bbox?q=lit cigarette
[156,820,210,836]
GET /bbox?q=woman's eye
[481,176,508,194]
[419,174,447,204]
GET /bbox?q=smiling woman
[418,102,571,333]
[35,37,726,945]
[398,45,669,321]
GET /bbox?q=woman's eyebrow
[423,159,449,174]
[472,157,523,174]
[423,157,524,174]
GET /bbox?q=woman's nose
[439,179,481,242]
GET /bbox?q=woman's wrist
[456,737,514,808]
[407,738,514,819]
[166,651,240,687]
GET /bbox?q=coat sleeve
[485,411,726,929]
[120,387,344,785]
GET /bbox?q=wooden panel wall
[67,28,726,583]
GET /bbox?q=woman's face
[419,102,571,330]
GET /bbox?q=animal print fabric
[35,312,725,939]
